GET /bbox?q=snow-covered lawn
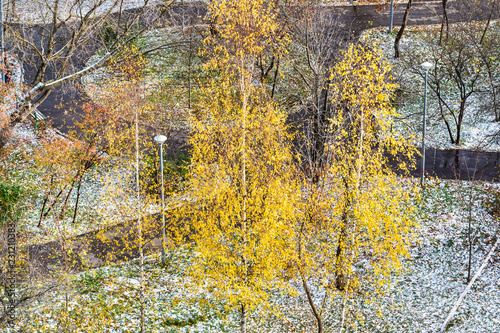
[1,127,163,246]
[7,179,499,332]
[369,179,500,332]
[362,22,500,152]
[10,0,165,24]
[4,12,500,333]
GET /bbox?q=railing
[28,109,47,131]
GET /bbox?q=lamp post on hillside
[1,0,5,83]
[388,0,394,33]
[420,61,433,187]
[154,135,168,264]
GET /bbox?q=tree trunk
[338,293,348,333]
[336,146,356,290]
[335,235,347,290]
[136,109,145,333]
[188,30,193,109]
[302,277,323,333]
[467,188,473,283]
[335,204,349,291]
[480,0,495,45]
[439,0,449,45]
[271,57,280,98]
[455,102,466,145]
[38,174,54,228]
[394,0,413,58]
[0,88,51,150]
[240,304,246,333]
[311,79,331,184]
[72,178,82,224]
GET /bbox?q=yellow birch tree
[172,1,300,332]
[297,43,418,332]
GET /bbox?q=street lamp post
[389,0,394,33]
[1,0,5,83]
[420,61,433,187]
[154,135,168,264]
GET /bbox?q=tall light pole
[1,0,5,83]
[154,135,168,264]
[388,0,394,33]
[420,61,433,187]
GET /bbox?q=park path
[413,148,500,181]
[22,0,500,275]
[27,213,166,275]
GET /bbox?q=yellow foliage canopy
[175,80,301,311]
[299,43,418,295]
[172,0,300,316]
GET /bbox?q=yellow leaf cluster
[299,43,418,294]
[172,0,300,316]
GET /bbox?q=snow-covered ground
[8,0,164,24]
[362,23,500,152]
[366,179,500,332]
[7,179,499,332]
[1,54,25,116]
[3,11,499,333]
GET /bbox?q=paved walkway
[27,214,166,275]
[25,2,205,132]
[393,148,500,181]
[26,147,500,276]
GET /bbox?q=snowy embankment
[371,180,500,332]
[362,23,500,152]
[10,0,164,24]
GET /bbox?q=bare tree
[398,18,500,145]
[394,0,413,59]
[439,0,450,45]
[472,2,500,122]
[432,39,481,145]
[0,0,176,149]
[284,2,353,183]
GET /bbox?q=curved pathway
[30,0,500,178]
